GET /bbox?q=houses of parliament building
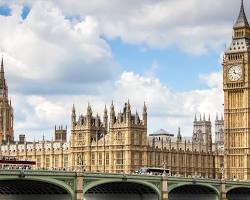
[1,0,250,181]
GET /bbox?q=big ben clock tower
[224,0,250,180]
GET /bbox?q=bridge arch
[0,176,74,199]
[168,182,220,200]
[226,185,250,200]
[84,179,161,200]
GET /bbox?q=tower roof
[234,0,250,29]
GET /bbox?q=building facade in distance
[2,0,250,181]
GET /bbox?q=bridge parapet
[0,170,250,200]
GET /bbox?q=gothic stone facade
[0,101,223,179]
[5,1,250,181]
[223,0,250,180]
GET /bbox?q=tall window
[45,156,50,168]
[117,132,123,143]
[91,153,95,165]
[37,156,41,168]
[139,152,142,166]
[64,155,68,168]
[98,152,102,165]
[105,152,109,165]
[55,155,59,168]
[139,132,142,145]
[116,151,123,165]
[78,133,82,141]
[131,132,134,145]
[131,152,134,166]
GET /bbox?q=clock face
[228,65,242,81]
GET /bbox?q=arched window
[117,132,123,143]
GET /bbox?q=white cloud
[13,70,223,140]
[45,0,240,55]
[114,71,223,135]
[199,71,223,89]
[0,1,116,95]
[0,0,226,140]
[1,0,243,55]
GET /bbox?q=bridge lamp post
[163,161,167,177]
[220,166,224,180]
[77,154,85,172]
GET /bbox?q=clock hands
[233,69,241,76]
[228,65,242,81]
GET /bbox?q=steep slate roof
[234,0,250,28]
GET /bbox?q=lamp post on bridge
[221,166,224,180]
[163,161,167,177]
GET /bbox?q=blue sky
[108,38,221,91]
[0,4,223,92]
[0,0,244,140]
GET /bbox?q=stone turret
[54,125,67,142]
[193,113,212,152]
[177,127,182,142]
[110,101,115,126]
[143,102,147,126]
[0,57,13,144]
[215,113,224,146]
[71,104,76,127]
[103,105,108,130]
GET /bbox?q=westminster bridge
[0,170,249,200]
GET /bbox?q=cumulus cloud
[199,71,223,89]
[0,1,116,95]
[114,71,223,135]
[1,0,243,55]
[46,0,240,55]
[0,0,226,140]
[12,70,223,140]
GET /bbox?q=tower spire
[1,56,5,79]
[234,0,249,29]
[1,56,3,73]
[0,56,7,97]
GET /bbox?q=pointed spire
[135,110,139,124]
[234,0,249,29]
[0,56,5,80]
[127,99,131,112]
[194,113,197,122]
[199,114,202,121]
[143,101,147,113]
[1,56,3,73]
[203,113,206,121]
[177,127,182,141]
[221,113,224,121]
[87,102,92,115]
[110,100,114,110]
[208,113,211,121]
[72,104,76,113]
[216,112,218,121]
[104,104,107,114]
[71,104,76,124]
